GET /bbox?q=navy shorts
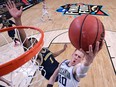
[8,30,15,37]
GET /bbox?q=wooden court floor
[0,0,116,87]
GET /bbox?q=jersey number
[58,74,67,86]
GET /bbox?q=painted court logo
[56,3,108,16]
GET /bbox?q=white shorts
[42,9,48,15]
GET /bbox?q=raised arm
[73,41,100,79]
[52,44,67,57]
[6,1,23,26]
[83,41,99,66]
[6,1,30,48]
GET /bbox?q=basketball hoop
[0,26,44,76]
[0,26,45,87]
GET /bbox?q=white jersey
[58,60,79,87]
[42,2,48,15]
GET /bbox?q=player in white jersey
[41,0,51,21]
[47,41,100,87]
[58,60,80,87]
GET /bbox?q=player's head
[28,37,38,46]
[70,49,84,66]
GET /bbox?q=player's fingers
[7,0,12,9]
[89,45,93,53]
[7,0,14,9]
[5,4,10,10]
[94,41,99,54]
[12,1,16,8]
[6,2,10,9]
[10,1,14,8]
[20,6,23,11]
[89,45,93,56]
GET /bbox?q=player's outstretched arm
[6,1,23,26]
[6,1,30,48]
[53,44,67,57]
[73,41,100,80]
[82,41,100,66]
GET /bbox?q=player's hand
[6,1,23,19]
[80,41,100,66]
[63,44,67,50]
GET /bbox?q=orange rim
[0,26,44,76]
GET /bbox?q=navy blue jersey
[38,48,59,80]
[2,20,16,37]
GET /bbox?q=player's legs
[46,13,52,20]
[44,10,52,20]
[41,9,52,21]
[41,9,46,21]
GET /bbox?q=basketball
[69,14,105,51]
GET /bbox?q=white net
[0,27,45,87]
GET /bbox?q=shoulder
[60,59,69,65]
[41,47,51,53]
[61,59,69,63]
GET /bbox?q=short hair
[28,37,38,48]
[28,37,38,43]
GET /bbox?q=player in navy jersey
[1,15,20,46]
[38,47,67,80]
[6,1,67,81]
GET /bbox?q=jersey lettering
[59,68,71,79]
[50,57,54,63]
[58,74,67,86]
[40,48,54,63]
[44,52,52,61]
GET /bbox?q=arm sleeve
[76,63,89,78]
